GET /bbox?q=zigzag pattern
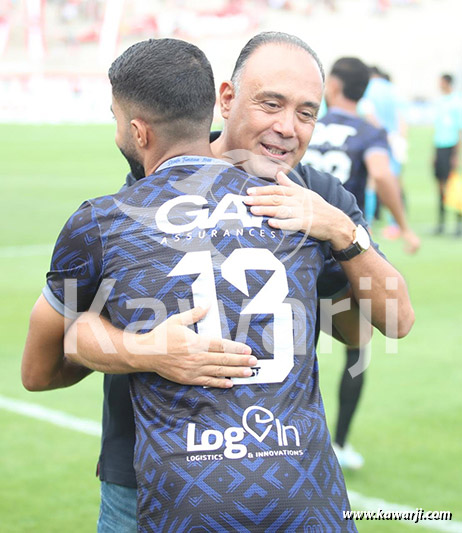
[47,163,356,532]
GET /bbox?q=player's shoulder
[317,109,384,145]
[362,120,389,147]
[337,110,388,146]
[293,163,342,197]
[293,163,364,219]
[62,198,97,231]
[116,163,262,207]
[360,119,388,146]
[60,187,136,238]
[331,108,382,133]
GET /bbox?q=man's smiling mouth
[261,143,290,157]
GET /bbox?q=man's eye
[264,101,280,109]
[299,110,315,121]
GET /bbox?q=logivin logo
[186,405,301,460]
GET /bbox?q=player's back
[89,158,355,532]
[303,108,389,211]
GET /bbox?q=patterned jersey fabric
[303,108,389,211]
[44,158,356,532]
[95,160,369,492]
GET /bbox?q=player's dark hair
[441,73,454,85]
[231,31,325,90]
[109,38,215,138]
[331,57,370,102]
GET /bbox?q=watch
[332,224,370,261]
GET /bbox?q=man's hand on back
[66,306,256,389]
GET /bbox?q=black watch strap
[332,242,364,261]
[331,224,370,261]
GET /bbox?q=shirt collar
[157,155,233,172]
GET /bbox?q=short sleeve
[43,201,104,317]
[364,126,390,159]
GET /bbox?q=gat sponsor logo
[186,406,300,460]
[156,193,262,234]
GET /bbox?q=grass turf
[0,124,461,532]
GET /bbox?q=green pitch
[0,124,461,532]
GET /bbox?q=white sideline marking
[348,490,462,532]
[0,395,460,531]
[0,244,53,258]
[0,394,101,436]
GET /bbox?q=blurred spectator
[360,66,408,238]
[433,73,462,236]
[303,56,419,470]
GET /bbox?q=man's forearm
[374,173,409,231]
[22,347,93,391]
[21,295,93,391]
[65,309,256,389]
[37,359,93,390]
[65,313,135,373]
[339,247,414,338]
[242,172,415,339]
[328,290,373,347]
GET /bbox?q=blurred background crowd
[0,0,460,124]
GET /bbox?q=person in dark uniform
[22,35,415,531]
[303,57,419,469]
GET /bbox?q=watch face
[355,225,371,251]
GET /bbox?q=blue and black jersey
[44,157,356,532]
[303,108,390,211]
[61,157,370,496]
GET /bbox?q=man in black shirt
[22,32,414,531]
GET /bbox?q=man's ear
[130,119,150,148]
[219,80,236,120]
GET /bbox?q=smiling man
[213,39,323,178]
[24,36,360,532]
[212,33,413,341]
[22,33,414,532]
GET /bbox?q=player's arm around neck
[244,171,415,339]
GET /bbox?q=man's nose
[272,110,296,137]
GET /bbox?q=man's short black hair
[441,73,454,85]
[108,38,216,137]
[230,31,325,90]
[330,57,370,102]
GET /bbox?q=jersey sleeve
[316,257,349,300]
[364,126,390,159]
[42,200,104,317]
